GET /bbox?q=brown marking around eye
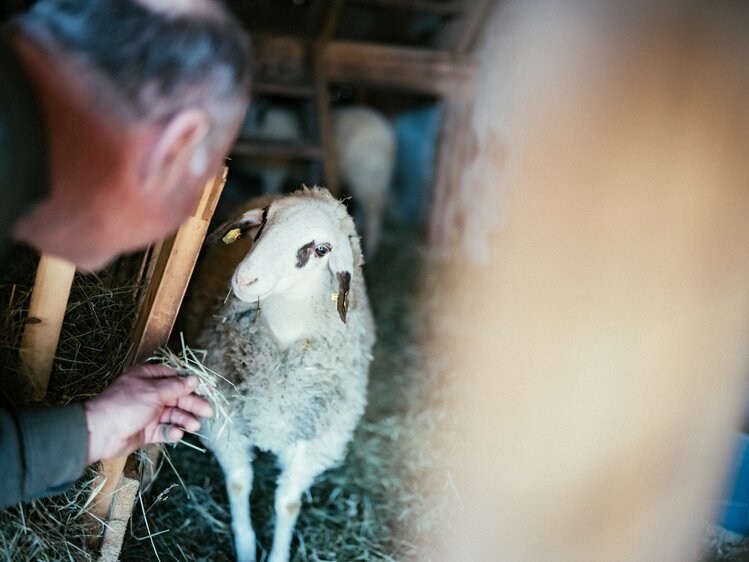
[295,241,316,268]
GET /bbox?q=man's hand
[82,365,213,464]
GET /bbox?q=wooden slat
[124,168,228,365]
[323,40,476,96]
[252,81,315,98]
[347,0,464,15]
[427,86,475,246]
[450,0,496,54]
[319,0,346,42]
[313,45,339,195]
[18,254,76,401]
[233,139,324,160]
[89,168,228,560]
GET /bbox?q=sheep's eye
[314,244,330,257]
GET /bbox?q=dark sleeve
[0,404,88,508]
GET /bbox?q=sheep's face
[227,198,355,321]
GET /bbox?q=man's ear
[142,108,210,192]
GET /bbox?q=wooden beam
[18,254,76,401]
[346,0,464,15]
[427,88,475,246]
[124,167,228,366]
[252,81,315,98]
[313,45,339,195]
[319,0,346,42]
[89,168,228,560]
[233,139,324,161]
[432,0,496,54]
[451,0,496,54]
[323,40,476,96]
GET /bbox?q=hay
[120,222,448,561]
[150,336,239,447]
[702,527,749,562]
[0,244,144,561]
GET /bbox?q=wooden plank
[18,254,76,401]
[96,456,140,562]
[432,0,496,53]
[450,0,495,54]
[252,81,316,98]
[427,84,475,246]
[313,45,339,195]
[319,0,346,42]
[433,3,749,561]
[323,40,476,96]
[233,139,324,160]
[347,0,464,15]
[251,34,310,86]
[89,168,228,559]
[123,166,228,366]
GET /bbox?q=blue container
[718,433,749,535]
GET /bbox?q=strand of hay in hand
[150,334,237,447]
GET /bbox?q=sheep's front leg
[269,442,324,562]
[210,438,257,562]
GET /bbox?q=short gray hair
[15,0,252,147]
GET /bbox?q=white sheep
[333,105,396,258]
[186,187,375,562]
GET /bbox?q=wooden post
[431,3,749,561]
[313,45,338,195]
[87,168,228,560]
[18,254,76,401]
[427,84,476,249]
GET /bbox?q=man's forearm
[0,404,87,508]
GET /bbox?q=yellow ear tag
[222,228,242,245]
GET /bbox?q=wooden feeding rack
[228,0,493,243]
[16,167,228,561]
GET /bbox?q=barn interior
[0,1,487,560]
[1,1,749,562]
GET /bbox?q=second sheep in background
[333,105,396,258]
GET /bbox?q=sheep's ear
[329,236,354,324]
[205,208,265,245]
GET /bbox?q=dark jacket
[0,33,88,509]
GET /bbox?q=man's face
[68,129,233,271]
[77,153,221,271]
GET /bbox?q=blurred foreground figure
[430,2,749,561]
[0,0,250,507]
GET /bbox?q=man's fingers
[153,424,184,444]
[176,393,214,419]
[127,364,180,379]
[152,375,200,402]
[159,407,201,433]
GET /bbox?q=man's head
[9,0,251,269]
